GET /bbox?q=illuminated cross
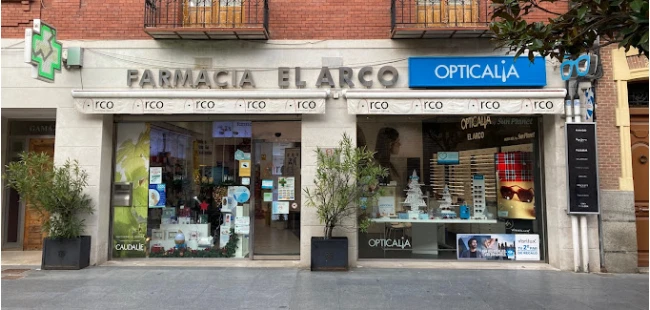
[29,21,62,82]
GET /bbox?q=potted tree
[4,152,94,270]
[304,133,387,271]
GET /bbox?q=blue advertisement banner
[409,56,547,88]
[457,234,516,260]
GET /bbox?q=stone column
[300,96,358,268]
[54,108,114,266]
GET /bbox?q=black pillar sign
[566,123,600,214]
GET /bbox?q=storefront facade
[1,39,600,271]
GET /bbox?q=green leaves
[3,152,94,239]
[490,0,649,61]
[303,133,388,239]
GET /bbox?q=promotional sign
[149,167,162,184]
[437,152,460,165]
[24,19,62,83]
[496,152,536,220]
[261,179,274,189]
[148,184,166,208]
[457,234,540,261]
[272,201,290,215]
[239,160,251,177]
[112,123,150,258]
[409,56,547,87]
[566,123,600,214]
[278,176,295,201]
[515,234,541,261]
[457,234,516,260]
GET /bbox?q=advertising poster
[232,121,252,137]
[149,167,162,184]
[496,152,536,220]
[262,179,274,189]
[263,192,273,202]
[239,159,251,177]
[148,184,166,208]
[378,196,396,217]
[113,123,150,258]
[457,234,516,260]
[219,226,231,248]
[515,234,541,261]
[272,201,290,215]
[278,176,295,201]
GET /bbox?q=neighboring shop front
[1,117,57,251]
[350,56,570,264]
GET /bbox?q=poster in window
[148,184,166,208]
[457,234,516,260]
[272,201,290,215]
[495,152,536,220]
[278,176,295,201]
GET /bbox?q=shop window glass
[358,116,544,261]
[112,121,253,258]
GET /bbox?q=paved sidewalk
[1,266,648,310]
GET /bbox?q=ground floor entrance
[110,118,302,260]
[1,119,56,251]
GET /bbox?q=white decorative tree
[439,184,456,219]
[402,170,427,214]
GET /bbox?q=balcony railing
[391,0,491,38]
[144,0,268,39]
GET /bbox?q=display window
[110,120,301,259]
[357,116,545,261]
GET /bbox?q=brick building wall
[594,45,622,190]
[2,0,568,39]
[1,0,41,38]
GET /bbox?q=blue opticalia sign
[408,56,547,88]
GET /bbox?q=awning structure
[344,89,567,115]
[71,89,330,114]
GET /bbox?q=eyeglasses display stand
[471,174,488,220]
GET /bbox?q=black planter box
[42,236,91,270]
[311,237,348,271]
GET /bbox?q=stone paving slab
[1,266,648,310]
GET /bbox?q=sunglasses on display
[500,185,534,203]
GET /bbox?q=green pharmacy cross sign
[24,19,62,83]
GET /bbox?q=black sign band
[566,123,600,214]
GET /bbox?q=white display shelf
[370,218,497,224]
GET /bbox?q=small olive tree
[304,133,388,239]
[4,152,94,239]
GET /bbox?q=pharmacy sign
[24,19,62,82]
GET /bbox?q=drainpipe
[573,97,590,273]
[566,82,581,273]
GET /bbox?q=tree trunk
[324,225,334,239]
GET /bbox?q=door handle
[639,155,648,164]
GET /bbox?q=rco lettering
[434,60,520,82]
[297,100,317,109]
[247,101,266,109]
[144,100,164,109]
[534,100,554,109]
[424,101,444,110]
[195,100,216,109]
[95,100,114,109]
[370,101,389,110]
[480,101,501,110]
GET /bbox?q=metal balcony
[391,0,491,39]
[144,0,268,39]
